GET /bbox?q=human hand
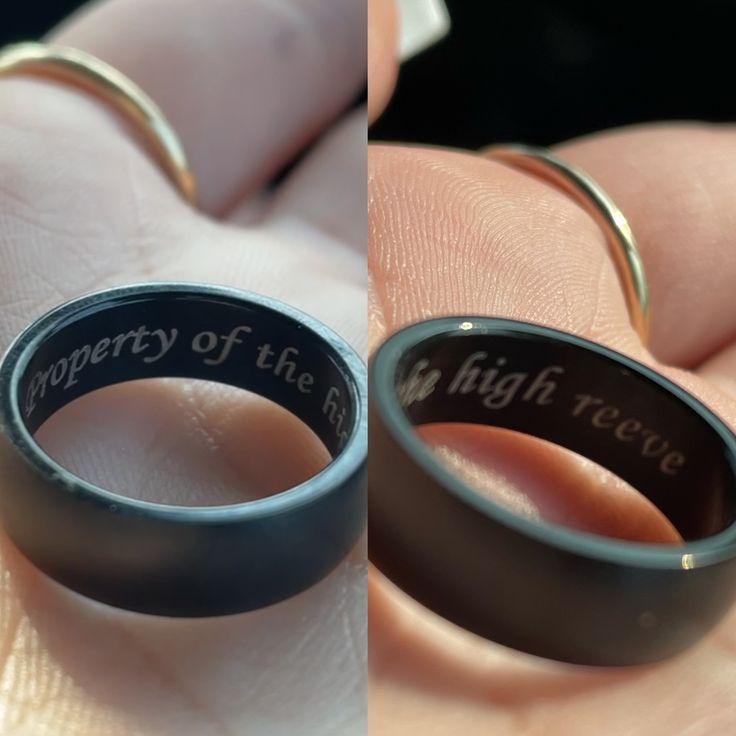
[0,1,366,734]
[369,4,736,734]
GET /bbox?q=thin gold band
[485,143,650,343]
[0,42,197,206]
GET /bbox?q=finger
[699,345,736,399]
[0,74,187,350]
[420,425,680,543]
[368,143,736,736]
[368,143,736,725]
[367,143,710,538]
[554,123,736,368]
[36,380,330,506]
[53,0,367,213]
[241,108,366,252]
[369,145,640,355]
[368,0,398,123]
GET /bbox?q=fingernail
[397,0,451,62]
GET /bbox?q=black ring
[0,283,366,617]
[369,317,736,665]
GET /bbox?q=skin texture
[369,4,736,735]
[0,0,366,734]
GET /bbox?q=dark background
[2,2,84,43]
[4,1,735,148]
[373,0,736,147]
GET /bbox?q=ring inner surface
[395,330,736,540]
[17,293,355,458]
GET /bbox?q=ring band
[369,317,736,665]
[0,283,366,616]
[486,144,650,343]
[0,42,197,205]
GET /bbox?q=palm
[0,1,366,734]
[369,130,736,734]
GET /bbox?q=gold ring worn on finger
[0,42,197,206]
[485,143,650,344]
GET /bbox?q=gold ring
[485,143,650,343]
[0,42,197,206]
